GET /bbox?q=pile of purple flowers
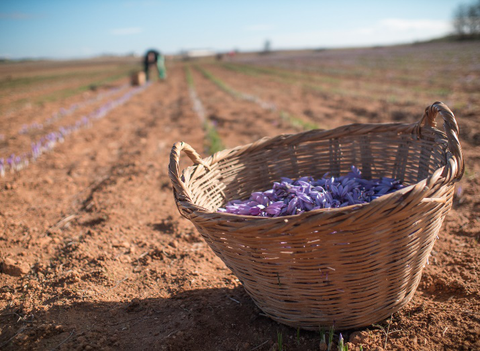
[218,166,404,217]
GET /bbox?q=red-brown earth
[1,42,479,350]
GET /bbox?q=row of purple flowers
[18,84,129,135]
[1,82,150,177]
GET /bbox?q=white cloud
[244,24,274,32]
[379,18,450,32]
[350,18,452,45]
[110,27,143,35]
[272,18,452,49]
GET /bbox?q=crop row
[195,65,276,110]
[219,62,425,105]
[224,61,477,112]
[18,84,129,135]
[0,83,150,177]
[235,42,480,91]
[195,65,319,131]
[0,64,139,119]
[185,66,224,154]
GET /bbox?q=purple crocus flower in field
[7,154,15,168]
[218,166,405,217]
[1,82,151,177]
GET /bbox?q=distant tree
[453,0,480,38]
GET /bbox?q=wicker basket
[169,102,463,330]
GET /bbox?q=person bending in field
[143,49,166,81]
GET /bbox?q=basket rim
[177,147,447,224]
[170,102,463,221]
[205,121,416,165]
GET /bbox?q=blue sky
[0,0,468,59]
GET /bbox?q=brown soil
[1,47,479,351]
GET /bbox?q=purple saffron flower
[296,192,313,204]
[287,197,299,214]
[266,201,285,216]
[217,166,404,216]
[7,154,14,167]
[263,189,276,201]
[249,205,264,216]
[251,192,268,206]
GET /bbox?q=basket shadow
[0,286,336,351]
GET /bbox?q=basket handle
[418,101,464,181]
[168,141,210,206]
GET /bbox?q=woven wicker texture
[169,102,463,330]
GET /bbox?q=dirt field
[1,42,479,351]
